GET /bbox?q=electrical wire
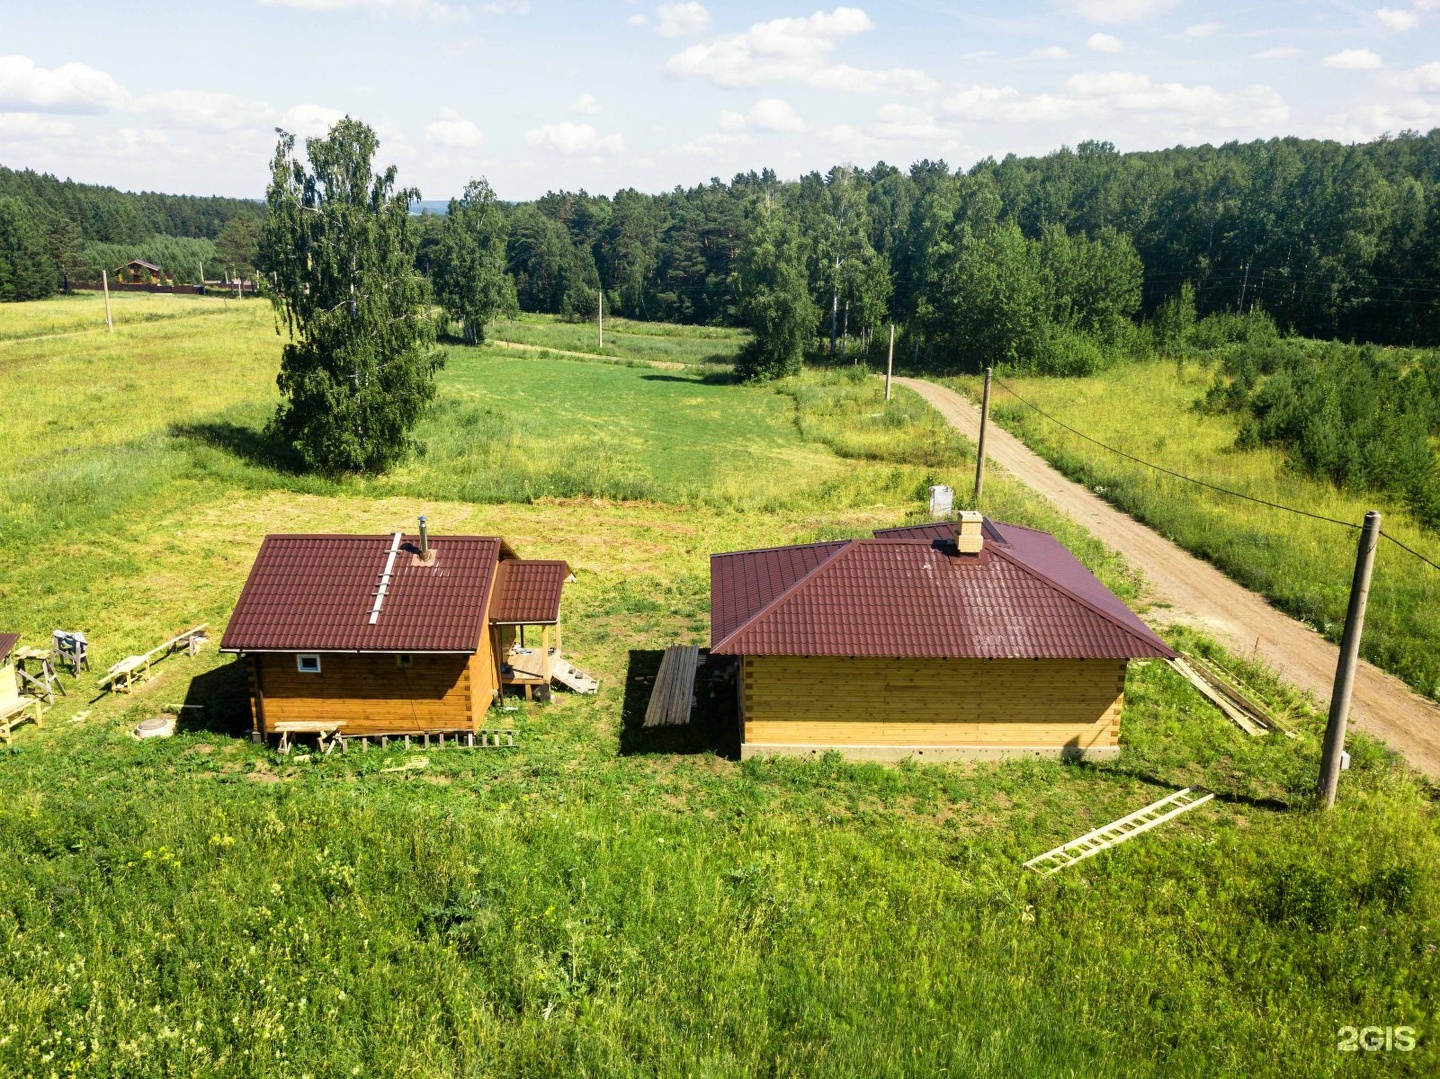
[989,375,1440,574]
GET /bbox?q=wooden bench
[271,721,345,755]
[98,625,209,695]
[0,697,43,744]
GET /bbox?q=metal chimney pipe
[418,515,429,557]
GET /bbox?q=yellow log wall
[255,652,475,735]
[740,656,1127,759]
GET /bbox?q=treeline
[0,166,262,300]
[462,130,1440,376]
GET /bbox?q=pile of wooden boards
[1167,651,1294,738]
[644,645,699,728]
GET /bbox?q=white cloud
[1253,46,1302,60]
[1324,98,1440,141]
[0,55,129,113]
[749,98,807,132]
[869,102,947,141]
[525,121,625,155]
[1184,22,1220,38]
[627,13,647,26]
[655,2,710,38]
[1375,7,1421,31]
[942,71,1288,130]
[718,109,747,130]
[1324,48,1383,69]
[1087,33,1124,52]
[666,6,937,93]
[1032,45,1071,59]
[1399,60,1440,91]
[573,92,601,115]
[423,106,481,147]
[136,91,273,132]
[1062,0,1179,24]
[0,112,78,139]
[281,103,347,137]
[257,0,460,21]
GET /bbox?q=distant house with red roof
[710,511,1173,762]
[220,524,573,741]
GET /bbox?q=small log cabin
[710,512,1174,761]
[115,259,163,285]
[220,528,572,740]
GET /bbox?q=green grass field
[946,361,1440,703]
[0,293,1435,1076]
[489,311,748,368]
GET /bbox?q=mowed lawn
[947,362,1440,702]
[0,293,1435,1077]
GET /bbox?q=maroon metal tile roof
[220,534,508,653]
[0,633,19,665]
[490,559,570,624]
[711,524,1174,660]
[711,541,849,645]
[876,518,1161,648]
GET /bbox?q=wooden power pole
[101,270,113,332]
[1318,510,1381,808]
[973,367,993,503]
[598,290,603,349]
[884,323,895,401]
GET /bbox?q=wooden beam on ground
[645,645,699,728]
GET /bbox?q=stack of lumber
[1168,652,1293,738]
[644,645,699,728]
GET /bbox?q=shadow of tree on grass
[169,421,307,475]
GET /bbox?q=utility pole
[101,270,112,332]
[884,323,895,401]
[973,367,993,503]
[1318,510,1381,809]
[1237,261,1251,314]
[598,289,603,349]
[830,259,839,359]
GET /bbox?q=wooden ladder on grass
[1023,787,1215,875]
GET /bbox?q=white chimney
[956,509,984,554]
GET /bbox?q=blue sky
[1,1,1437,200]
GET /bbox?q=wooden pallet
[1023,787,1215,875]
[644,645,699,727]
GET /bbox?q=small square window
[297,654,322,674]
[395,654,413,668]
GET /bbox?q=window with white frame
[296,654,322,674]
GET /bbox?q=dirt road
[897,376,1440,778]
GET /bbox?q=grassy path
[898,376,1440,778]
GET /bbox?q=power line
[989,375,1440,574]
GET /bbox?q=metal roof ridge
[710,540,856,653]
[985,542,1173,657]
[711,539,852,561]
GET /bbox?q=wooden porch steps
[1023,786,1215,875]
[552,659,600,695]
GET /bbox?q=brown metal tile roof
[711,541,849,644]
[220,534,508,653]
[711,524,1173,660]
[0,633,19,665]
[490,559,570,624]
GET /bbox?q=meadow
[946,360,1440,702]
[0,293,1435,1076]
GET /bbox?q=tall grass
[0,295,1434,1075]
[950,361,1440,700]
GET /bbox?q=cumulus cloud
[666,6,936,93]
[627,13,647,26]
[0,113,78,139]
[525,121,625,155]
[655,2,710,38]
[942,71,1289,131]
[1062,0,1179,24]
[1374,7,1421,31]
[0,55,129,113]
[1254,46,1302,60]
[1087,33,1124,52]
[423,106,482,147]
[1032,45,1071,59]
[1324,48,1383,69]
[573,93,601,114]
[674,130,753,158]
[1399,60,1440,91]
[281,103,347,137]
[749,98,807,132]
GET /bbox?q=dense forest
[3,130,1439,360]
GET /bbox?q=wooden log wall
[740,656,1126,753]
[255,652,475,735]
